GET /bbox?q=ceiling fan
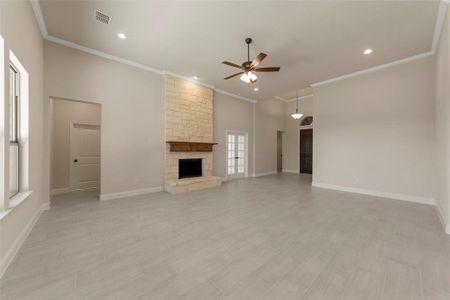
[222,38,280,83]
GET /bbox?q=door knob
[74,159,78,163]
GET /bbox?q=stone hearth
[164,75,221,194]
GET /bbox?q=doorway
[227,131,247,179]
[50,97,101,199]
[277,131,283,172]
[299,129,313,174]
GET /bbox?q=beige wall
[213,92,254,178]
[44,42,164,197]
[254,98,286,175]
[283,97,314,173]
[50,98,101,191]
[0,1,45,274]
[313,56,436,200]
[435,4,450,229]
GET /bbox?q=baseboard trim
[435,201,450,234]
[312,182,436,206]
[282,169,299,174]
[51,187,72,196]
[100,186,163,201]
[252,171,278,177]
[0,203,47,279]
[51,187,98,196]
[41,202,51,210]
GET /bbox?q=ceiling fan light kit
[223,38,280,83]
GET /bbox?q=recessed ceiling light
[364,48,373,55]
[194,76,199,80]
[118,33,127,39]
[254,87,259,92]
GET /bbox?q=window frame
[9,63,21,198]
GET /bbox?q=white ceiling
[38,0,440,101]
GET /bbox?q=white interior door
[70,123,100,191]
[227,132,247,178]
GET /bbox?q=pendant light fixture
[291,91,303,119]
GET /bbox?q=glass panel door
[227,132,246,178]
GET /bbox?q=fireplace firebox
[179,159,202,179]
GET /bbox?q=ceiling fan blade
[255,67,280,72]
[222,61,243,69]
[250,53,267,68]
[224,72,244,80]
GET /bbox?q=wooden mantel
[166,141,217,152]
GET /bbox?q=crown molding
[46,35,164,75]
[274,96,288,102]
[432,0,449,52]
[163,71,215,89]
[283,94,314,103]
[30,0,254,105]
[215,89,256,103]
[31,0,447,102]
[283,0,449,94]
[311,51,433,87]
[30,0,48,36]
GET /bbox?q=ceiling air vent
[95,10,110,24]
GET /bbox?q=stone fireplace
[164,75,221,194]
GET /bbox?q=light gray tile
[1,174,449,300]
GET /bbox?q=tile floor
[1,173,449,299]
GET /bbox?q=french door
[227,131,247,178]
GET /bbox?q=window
[300,116,313,126]
[9,64,20,197]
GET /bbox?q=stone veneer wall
[164,75,215,184]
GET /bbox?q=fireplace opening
[179,158,202,179]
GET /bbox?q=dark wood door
[300,129,313,174]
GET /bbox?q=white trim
[163,71,214,89]
[50,187,72,196]
[0,202,47,279]
[100,186,163,201]
[215,89,256,103]
[41,202,51,210]
[8,191,33,209]
[435,201,450,234]
[45,36,255,104]
[0,191,34,221]
[312,182,436,206]
[277,0,448,100]
[30,0,48,37]
[282,169,299,174]
[275,96,288,102]
[252,103,256,176]
[432,0,450,53]
[30,0,255,105]
[0,34,4,209]
[252,171,278,177]
[311,52,433,87]
[46,35,163,75]
[32,0,449,102]
[283,94,314,103]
